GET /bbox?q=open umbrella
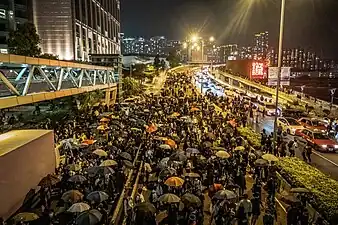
[234,146,245,151]
[76,209,102,225]
[186,148,200,154]
[203,141,212,148]
[170,151,187,162]
[119,152,132,161]
[38,174,60,187]
[97,125,108,131]
[290,187,310,193]
[68,202,90,213]
[62,190,84,203]
[159,157,170,169]
[165,176,185,187]
[182,193,202,206]
[206,132,216,140]
[169,112,180,118]
[68,175,87,183]
[159,168,176,179]
[87,191,109,203]
[131,127,142,132]
[254,159,269,167]
[86,166,114,177]
[165,139,177,148]
[159,193,180,203]
[123,160,134,168]
[66,163,82,171]
[100,160,118,167]
[190,107,200,112]
[13,212,39,222]
[92,149,108,157]
[216,151,231,159]
[262,153,279,162]
[211,146,226,151]
[213,190,237,200]
[160,144,171,150]
[135,202,156,215]
[82,139,97,145]
[146,124,158,133]
[154,136,168,141]
[100,117,110,122]
[185,172,200,178]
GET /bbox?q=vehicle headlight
[335,145,338,149]
[321,145,327,148]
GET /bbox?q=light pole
[272,0,286,148]
[330,88,336,112]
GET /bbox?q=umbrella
[206,132,216,140]
[160,144,171,150]
[38,174,60,187]
[165,176,185,187]
[148,173,158,182]
[119,152,132,161]
[213,190,237,200]
[100,160,118,167]
[97,125,108,131]
[190,107,200,112]
[203,141,212,148]
[170,151,187,162]
[68,202,90,213]
[182,193,202,206]
[68,175,87,183]
[87,191,109,203]
[169,112,180,118]
[92,149,108,157]
[185,172,200,178]
[146,124,158,133]
[254,159,269,166]
[165,139,177,148]
[86,166,114,177]
[131,127,142,132]
[154,136,168,141]
[158,193,180,203]
[211,146,226,151]
[100,117,110,122]
[262,153,279,162]
[62,190,84,203]
[186,148,200,154]
[13,212,39,222]
[123,160,134,168]
[76,209,102,225]
[159,157,170,169]
[216,151,231,159]
[111,115,120,119]
[234,146,245,151]
[135,202,156,215]
[159,168,176,178]
[290,188,310,193]
[82,139,97,145]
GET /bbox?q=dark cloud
[121,0,338,59]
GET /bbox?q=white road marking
[275,197,287,213]
[312,151,338,167]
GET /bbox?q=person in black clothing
[305,143,313,163]
[250,195,261,225]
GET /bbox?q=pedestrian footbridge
[0,54,119,109]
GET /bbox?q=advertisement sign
[268,67,291,86]
[251,62,265,79]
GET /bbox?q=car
[277,117,304,135]
[265,103,282,116]
[296,129,338,152]
[297,118,327,132]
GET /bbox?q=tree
[122,77,143,97]
[40,53,59,60]
[166,50,180,68]
[160,59,166,70]
[7,23,41,57]
[153,54,161,70]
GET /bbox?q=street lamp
[209,36,215,42]
[191,34,198,43]
[272,0,286,148]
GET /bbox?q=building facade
[0,0,30,53]
[253,31,268,60]
[32,0,121,61]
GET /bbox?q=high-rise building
[32,0,121,61]
[150,36,166,55]
[0,0,31,53]
[219,44,239,62]
[253,31,268,60]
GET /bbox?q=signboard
[251,62,265,79]
[268,67,291,86]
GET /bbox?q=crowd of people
[5,69,319,225]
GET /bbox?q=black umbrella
[68,175,87,183]
[123,160,134,169]
[85,166,114,177]
[182,193,202,206]
[87,191,109,203]
[213,190,237,200]
[135,202,156,215]
[169,151,187,162]
[119,152,132,161]
[76,209,102,225]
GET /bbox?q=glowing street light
[209,36,215,42]
[196,46,201,51]
[191,34,199,43]
[183,42,188,49]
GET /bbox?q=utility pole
[330,88,336,112]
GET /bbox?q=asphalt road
[196,71,338,181]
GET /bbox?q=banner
[268,67,290,86]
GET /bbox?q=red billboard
[250,61,265,80]
[226,59,266,80]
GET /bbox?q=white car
[265,103,282,116]
[277,117,304,135]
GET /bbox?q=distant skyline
[121,0,338,60]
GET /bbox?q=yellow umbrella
[97,125,108,131]
[100,160,118,167]
[190,107,200,112]
[92,149,108,157]
[165,176,184,187]
[100,117,110,122]
[234,146,245,151]
[13,212,39,222]
[154,136,168,141]
[170,112,180,118]
[262,153,279,162]
[216,151,231,159]
[67,163,82,171]
[111,115,120,119]
[165,139,177,148]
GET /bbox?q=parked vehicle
[296,128,338,152]
[298,117,327,132]
[277,117,304,135]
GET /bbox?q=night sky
[121,0,338,59]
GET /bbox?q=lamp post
[272,0,286,148]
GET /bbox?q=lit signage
[251,62,264,79]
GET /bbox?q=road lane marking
[312,151,338,167]
[275,197,286,213]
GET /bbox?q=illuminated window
[0,9,6,19]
